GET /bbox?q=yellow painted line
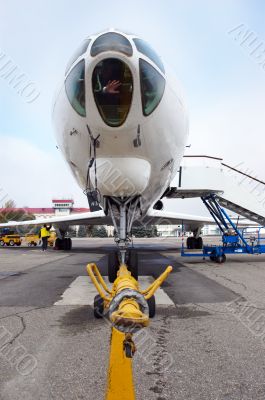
[106,328,135,400]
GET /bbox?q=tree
[0,200,36,235]
[91,226,108,238]
[86,225,94,237]
[77,225,95,237]
[66,226,76,238]
[3,200,16,208]
[132,225,159,238]
[78,225,88,237]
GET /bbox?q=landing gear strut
[106,196,141,283]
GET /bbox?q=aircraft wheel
[186,237,192,249]
[63,238,72,250]
[9,240,14,246]
[195,237,203,249]
[108,251,119,283]
[62,238,68,250]
[55,238,62,250]
[94,294,104,319]
[147,295,156,318]
[61,239,66,250]
[187,237,196,249]
[128,249,138,280]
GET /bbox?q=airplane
[0,28,226,282]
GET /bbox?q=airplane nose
[90,158,151,197]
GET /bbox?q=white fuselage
[53,29,189,214]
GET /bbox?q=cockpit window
[139,59,165,116]
[92,58,133,127]
[65,59,86,117]
[91,33,133,57]
[133,38,165,74]
[65,39,91,75]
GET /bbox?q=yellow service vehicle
[24,231,56,247]
[25,233,40,247]
[48,231,56,247]
[0,235,22,247]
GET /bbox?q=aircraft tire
[94,294,104,318]
[147,295,156,318]
[108,251,119,283]
[187,237,196,249]
[65,238,72,250]
[128,249,138,280]
[62,238,69,250]
[195,237,203,249]
[55,238,62,250]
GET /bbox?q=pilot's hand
[104,80,121,94]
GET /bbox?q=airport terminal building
[2,199,90,219]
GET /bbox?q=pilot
[102,80,121,94]
[93,59,122,95]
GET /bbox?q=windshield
[65,59,86,117]
[92,58,133,127]
[91,33,133,57]
[134,38,165,74]
[139,59,165,116]
[65,39,91,75]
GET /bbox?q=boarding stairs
[166,156,265,225]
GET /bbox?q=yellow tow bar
[86,262,172,400]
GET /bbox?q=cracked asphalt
[1,237,265,399]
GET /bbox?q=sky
[1,0,265,215]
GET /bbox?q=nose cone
[91,158,151,197]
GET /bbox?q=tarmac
[0,237,265,400]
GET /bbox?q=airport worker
[40,224,50,251]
